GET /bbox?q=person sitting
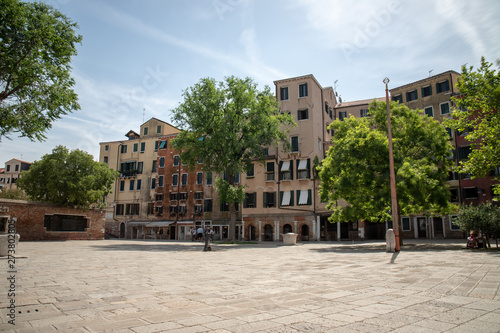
[467,231,478,248]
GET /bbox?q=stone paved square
[1,239,499,332]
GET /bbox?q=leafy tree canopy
[16,146,118,209]
[171,76,295,239]
[319,101,455,224]
[0,0,82,141]
[447,57,500,195]
[0,188,28,200]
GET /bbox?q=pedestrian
[197,226,203,241]
[203,226,212,251]
[191,227,196,242]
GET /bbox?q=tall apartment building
[241,74,337,242]
[389,70,496,239]
[99,118,180,239]
[154,136,232,241]
[0,159,31,190]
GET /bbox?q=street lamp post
[384,77,400,252]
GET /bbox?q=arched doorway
[301,224,309,241]
[264,224,273,241]
[119,222,125,238]
[249,225,256,241]
[283,224,292,234]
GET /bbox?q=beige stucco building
[240,74,338,241]
[0,159,31,190]
[99,118,180,239]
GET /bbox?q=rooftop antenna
[428,69,433,77]
[142,108,146,123]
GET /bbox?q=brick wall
[0,199,105,241]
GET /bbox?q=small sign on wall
[0,206,9,213]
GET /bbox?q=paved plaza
[1,239,500,332]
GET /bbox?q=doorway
[119,222,125,238]
[249,225,256,241]
[417,217,427,238]
[301,224,309,241]
[264,224,273,241]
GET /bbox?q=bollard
[386,229,396,252]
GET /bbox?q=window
[424,106,433,117]
[279,161,293,181]
[297,159,310,179]
[204,199,213,212]
[120,145,127,154]
[421,85,432,97]
[129,179,135,191]
[156,194,163,202]
[450,189,459,202]
[280,87,289,101]
[159,157,165,168]
[155,141,159,151]
[136,179,142,190]
[280,191,294,206]
[158,140,167,149]
[104,145,109,151]
[406,90,418,102]
[291,136,299,152]
[14,165,19,171]
[436,80,450,93]
[266,162,275,181]
[325,102,329,114]
[298,109,308,120]
[463,187,478,199]
[206,172,213,185]
[178,205,187,216]
[137,162,143,174]
[360,109,369,117]
[450,215,460,230]
[103,156,109,164]
[181,174,188,186]
[220,202,230,212]
[173,174,178,186]
[143,127,148,136]
[119,180,125,192]
[401,217,411,231]
[392,95,403,103]
[152,160,157,173]
[140,142,146,152]
[339,111,347,121]
[133,143,138,152]
[125,204,140,215]
[158,175,164,187]
[264,192,276,208]
[194,205,203,215]
[299,83,308,97]
[151,178,156,189]
[297,189,311,205]
[147,203,154,215]
[244,192,256,208]
[156,125,162,134]
[458,146,471,160]
[179,192,187,201]
[246,164,254,178]
[440,102,450,115]
[194,192,203,200]
[174,155,180,166]
[120,161,137,177]
[170,193,177,201]
[6,165,10,172]
[197,172,203,185]
[116,204,124,215]
[446,128,453,139]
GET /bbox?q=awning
[127,221,150,227]
[145,221,175,227]
[298,159,307,170]
[281,161,290,171]
[299,190,309,205]
[281,191,291,206]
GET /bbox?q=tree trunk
[228,174,236,242]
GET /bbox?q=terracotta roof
[335,97,385,108]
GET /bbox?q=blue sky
[1,0,500,166]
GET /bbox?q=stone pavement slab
[1,239,499,332]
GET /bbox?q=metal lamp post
[384,77,400,251]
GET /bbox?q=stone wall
[0,199,105,241]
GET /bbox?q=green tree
[0,0,82,141]
[319,101,455,226]
[172,76,295,240]
[17,146,118,209]
[453,202,500,249]
[447,57,500,196]
[0,188,28,200]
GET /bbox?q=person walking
[196,226,203,241]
